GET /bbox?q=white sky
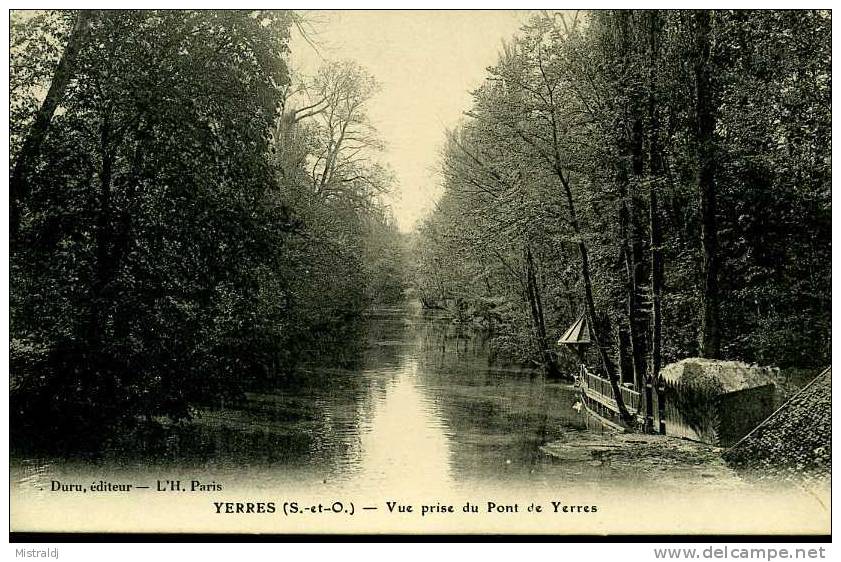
[288,10,534,232]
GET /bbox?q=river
[10,301,829,534]
[8,301,752,493]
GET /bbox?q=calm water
[180,301,593,493]
[13,301,753,497]
[15,302,829,535]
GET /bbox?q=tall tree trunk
[613,12,650,394]
[650,184,665,434]
[693,10,721,359]
[617,131,649,394]
[617,326,635,385]
[648,10,665,434]
[10,10,94,244]
[557,167,634,424]
[525,245,562,379]
[543,47,633,421]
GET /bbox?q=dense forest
[413,11,830,390]
[10,10,406,447]
[9,10,832,447]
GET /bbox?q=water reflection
[12,303,827,535]
[331,303,587,492]
[11,303,600,490]
[352,358,455,493]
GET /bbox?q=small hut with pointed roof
[557,314,592,367]
[557,314,591,348]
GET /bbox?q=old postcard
[8,8,831,537]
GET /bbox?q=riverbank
[541,430,747,491]
[541,425,831,501]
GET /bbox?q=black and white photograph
[6,6,832,540]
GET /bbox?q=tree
[10,10,93,244]
[693,10,721,359]
[413,9,830,432]
[11,9,298,441]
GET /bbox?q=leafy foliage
[10,9,406,448]
[412,10,830,376]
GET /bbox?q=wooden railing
[580,366,642,414]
